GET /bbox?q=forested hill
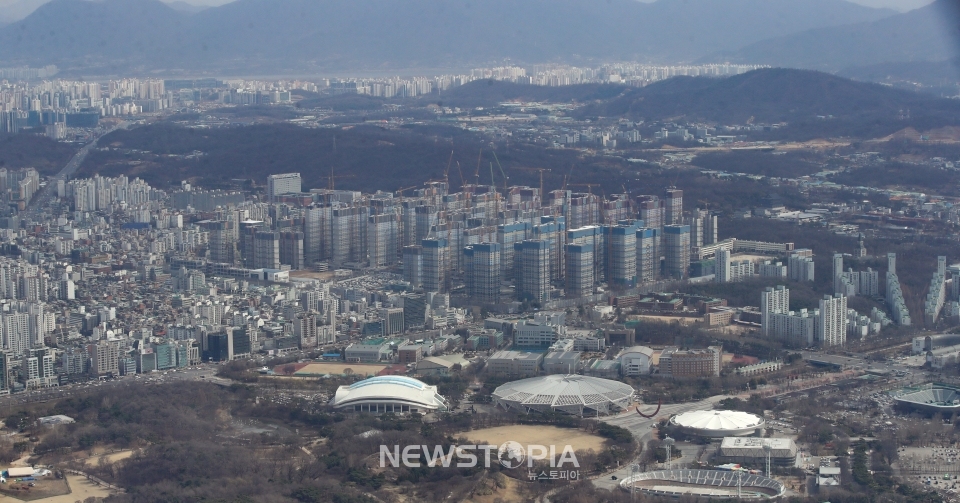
[76,123,601,193]
[576,68,960,135]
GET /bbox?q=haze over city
[0,1,959,502]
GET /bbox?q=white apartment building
[818,295,847,347]
[514,320,562,349]
[762,286,847,347]
[266,173,302,202]
[760,286,790,338]
[716,249,756,283]
[788,253,815,282]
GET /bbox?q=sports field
[294,362,387,376]
[462,425,605,452]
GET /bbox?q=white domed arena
[492,374,635,416]
[669,410,765,438]
[331,376,448,414]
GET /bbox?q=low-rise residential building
[416,354,470,376]
[619,346,654,376]
[542,351,581,374]
[345,338,393,363]
[514,320,562,349]
[583,358,620,378]
[659,346,721,377]
[735,361,783,376]
[397,343,423,363]
[487,350,543,377]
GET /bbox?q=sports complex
[491,374,635,416]
[330,375,448,414]
[619,469,786,499]
[668,410,766,438]
[893,383,960,415]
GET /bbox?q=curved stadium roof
[895,386,960,413]
[331,376,448,411]
[670,410,765,437]
[619,469,785,499]
[492,374,635,415]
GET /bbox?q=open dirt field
[463,475,528,503]
[38,475,113,503]
[385,475,530,503]
[0,475,111,503]
[462,425,605,452]
[632,315,699,325]
[295,363,386,376]
[288,270,335,281]
[83,449,136,467]
[0,477,69,502]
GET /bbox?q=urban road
[24,120,135,220]
[0,365,227,407]
[589,347,941,491]
[592,395,730,490]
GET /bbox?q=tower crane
[474,148,482,186]
[491,151,509,192]
[328,166,355,190]
[444,149,454,192]
[396,185,418,205]
[515,167,552,205]
[455,161,465,192]
[568,183,600,196]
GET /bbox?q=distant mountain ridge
[165,1,210,13]
[0,0,49,24]
[707,0,960,73]
[0,0,898,73]
[0,0,191,71]
[576,68,960,134]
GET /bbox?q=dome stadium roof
[492,374,635,416]
[670,410,764,437]
[331,376,448,411]
[894,386,960,413]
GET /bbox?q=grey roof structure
[894,385,960,414]
[718,437,798,465]
[620,469,785,499]
[492,374,634,416]
[670,410,765,437]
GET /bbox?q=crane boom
[492,151,508,192]
[444,149,454,191]
[474,148,482,185]
[455,161,465,191]
[514,167,551,205]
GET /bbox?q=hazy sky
[632,0,936,11]
[167,0,937,12]
[833,0,936,9]
[162,0,235,5]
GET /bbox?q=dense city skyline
[0,1,959,502]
